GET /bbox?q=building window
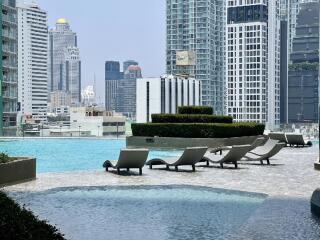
[146,81,150,123]
[161,78,165,113]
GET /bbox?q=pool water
[0,139,182,173]
[11,185,267,240]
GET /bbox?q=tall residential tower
[227,0,281,130]
[17,1,48,123]
[166,0,226,114]
[1,0,18,135]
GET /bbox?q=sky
[36,0,166,104]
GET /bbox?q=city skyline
[37,0,166,102]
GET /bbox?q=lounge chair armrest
[103,160,116,168]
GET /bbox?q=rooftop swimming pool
[0,139,182,173]
[11,185,267,240]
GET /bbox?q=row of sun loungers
[268,132,312,147]
[103,138,286,174]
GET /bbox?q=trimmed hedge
[178,106,213,115]
[132,123,265,138]
[0,191,65,240]
[152,114,233,124]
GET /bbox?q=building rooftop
[56,18,68,24]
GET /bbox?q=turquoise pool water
[0,139,182,173]
[11,185,267,240]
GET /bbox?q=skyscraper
[105,61,121,111]
[48,18,81,106]
[226,0,281,130]
[287,1,319,123]
[166,0,226,114]
[280,0,319,55]
[117,65,142,118]
[1,0,18,135]
[17,1,48,124]
[123,60,138,73]
[104,60,142,119]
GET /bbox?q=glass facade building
[287,1,319,123]
[1,0,18,135]
[166,0,226,114]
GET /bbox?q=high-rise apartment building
[48,18,81,106]
[227,0,281,130]
[287,1,319,123]
[166,0,226,114]
[17,1,48,124]
[1,0,18,135]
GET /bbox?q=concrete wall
[315,159,320,171]
[0,158,36,187]
[126,136,266,149]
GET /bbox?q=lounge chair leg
[166,165,169,170]
[220,150,222,155]
[234,162,238,169]
[206,160,209,166]
[220,163,224,168]
[105,167,108,172]
[117,168,120,174]
[266,159,270,165]
[175,166,178,171]
[149,165,152,169]
[139,168,142,175]
[192,165,195,172]
[260,160,264,165]
[127,168,130,171]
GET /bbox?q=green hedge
[132,123,265,138]
[151,114,233,124]
[178,106,213,115]
[0,191,65,240]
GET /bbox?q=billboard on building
[176,51,196,66]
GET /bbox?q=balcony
[2,30,16,40]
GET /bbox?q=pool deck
[5,145,319,198]
[4,145,320,240]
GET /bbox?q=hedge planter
[0,158,36,187]
[311,189,320,217]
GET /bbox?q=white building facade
[70,107,126,136]
[227,0,281,130]
[17,2,48,123]
[136,75,202,123]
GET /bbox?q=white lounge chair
[201,145,252,169]
[210,137,265,155]
[243,142,285,165]
[103,149,149,175]
[146,147,208,172]
[286,134,312,147]
[268,132,288,145]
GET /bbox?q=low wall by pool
[126,135,266,149]
[315,158,320,171]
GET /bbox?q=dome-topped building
[57,18,68,24]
